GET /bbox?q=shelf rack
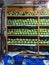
[6,4,49,57]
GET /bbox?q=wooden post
[38,8,40,57]
[6,6,8,53]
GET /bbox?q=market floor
[0,63,3,65]
[0,60,4,65]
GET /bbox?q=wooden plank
[7,7,34,12]
[6,4,46,7]
[7,15,38,17]
[39,44,49,46]
[19,54,38,56]
[7,25,38,27]
[8,44,38,46]
[7,34,38,37]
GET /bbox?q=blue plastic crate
[24,57,39,62]
[4,55,24,65]
[14,60,22,65]
[23,57,43,65]
[13,55,24,65]
[4,55,43,65]
[13,55,24,60]
[4,55,12,65]
[39,57,49,61]
[25,60,43,65]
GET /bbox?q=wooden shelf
[7,4,36,7]
[40,25,49,27]
[40,35,49,37]
[39,44,49,46]
[7,15,49,18]
[7,15,38,18]
[7,25,49,27]
[19,54,38,56]
[8,44,37,46]
[40,15,49,17]
[7,34,38,37]
[7,25,38,27]
[6,4,49,57]
[7,4,46,7]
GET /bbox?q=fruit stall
[6,4,49,57]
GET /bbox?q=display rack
[6,4,49,57]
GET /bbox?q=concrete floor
[0,60,4,65]
[0,63,3,65]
